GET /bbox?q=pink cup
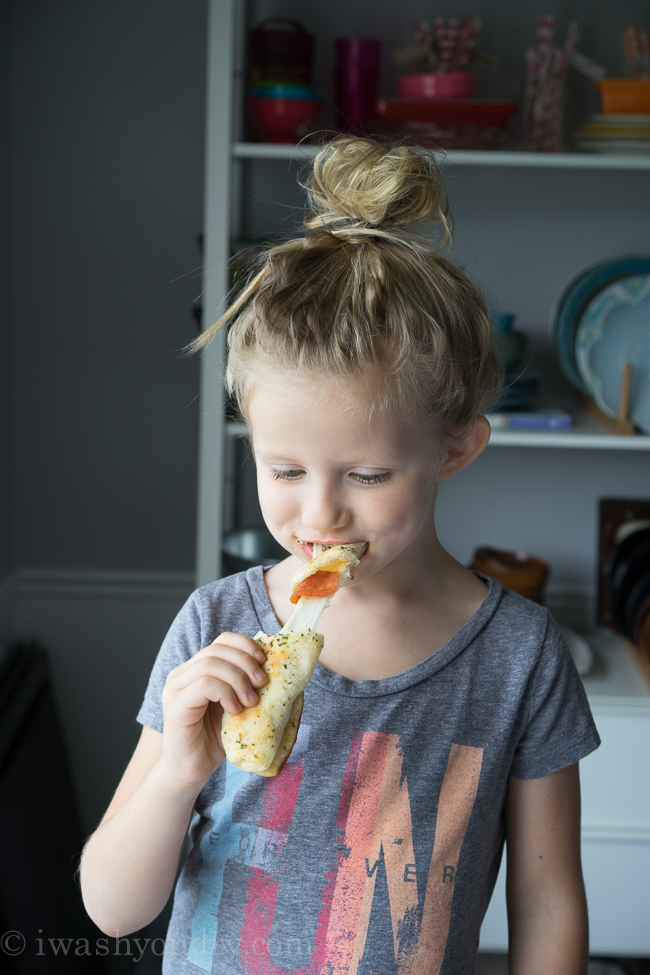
[397,71,475,99]
[335,37,381,134]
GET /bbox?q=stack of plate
[551,256,650,432]
[575,114,650,154]
[605,523,650,659]
[374,99,518,150]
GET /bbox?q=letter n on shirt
[325,735,483,975]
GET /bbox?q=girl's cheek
[258,483,294,521]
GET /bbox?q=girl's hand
[160,633,267,789]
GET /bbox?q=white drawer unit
[480,634,650,952]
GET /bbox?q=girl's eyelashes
[270,468,304,480]
[349,471,392,485]
[268,467,392,485]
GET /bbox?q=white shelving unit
[200,0,650,955]
[234,140,650,170]
[227,414,650,450]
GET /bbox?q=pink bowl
[247,97,323,144]
[397,72,475,99]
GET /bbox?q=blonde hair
[192,136,502,433]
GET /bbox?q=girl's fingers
[174,672,247,715]
[210,632,267,665]
[170,641,265,688]
[164,636,267,714]
[171,634,266,683]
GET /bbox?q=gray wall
[9,0,207,574]
[1,0,209,867]
[1,0,11,588]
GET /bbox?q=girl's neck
[264,533,486,634]
[264,549,487,681]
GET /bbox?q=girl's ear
[438,415,491,481]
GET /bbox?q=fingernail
[247,690,258,704]
[254,669,264,681]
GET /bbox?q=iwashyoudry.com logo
[0,929,164,962]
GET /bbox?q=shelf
[233,142,650,170]
[227,417,650,450]
[581,630,650,709]
[488,409,650,449]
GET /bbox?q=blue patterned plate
[551,256,650,394]
[576,274,650,433]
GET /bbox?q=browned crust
[257,693,304,777]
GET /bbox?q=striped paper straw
[412,17,430,46]
[435,17,457,73]
[447,18,460,62]
[453,15,481,69]
[537,14,556,49]
[523,15,568,151]
[523,47,540,148]
[435,17,447,70]
[542,47,568,150]
[536,14,556,85]
[412,17,435,68]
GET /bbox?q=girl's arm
[505,763,589,975]
[80,634,267,937]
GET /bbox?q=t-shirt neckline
[244,565,502,698]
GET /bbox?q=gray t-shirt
[137,568,600,975]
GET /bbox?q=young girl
[80,137,600,974]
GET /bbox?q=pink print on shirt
[188,731,483,974]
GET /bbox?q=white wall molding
[11,571,594,613]
[8,566,197,834]
[14,567,196,601]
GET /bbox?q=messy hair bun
[192,136,502,436]
[303,137,452,245]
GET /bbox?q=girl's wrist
[150,755,219,807]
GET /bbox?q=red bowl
[398,71,475,99]
[247,97,323,144]
[375,98,518,127]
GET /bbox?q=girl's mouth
[296,539,368,560]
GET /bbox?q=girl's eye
[270,468,304,481]
[349,471,392,486]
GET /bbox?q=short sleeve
[136,591,205,733]
[510,613,600,779]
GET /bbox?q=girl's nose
[302,485,349,535]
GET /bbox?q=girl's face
[247,371,445,588]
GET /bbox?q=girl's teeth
[298,540,335,557]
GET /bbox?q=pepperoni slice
[290,569,340,604]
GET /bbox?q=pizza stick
[221,542,367,776]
